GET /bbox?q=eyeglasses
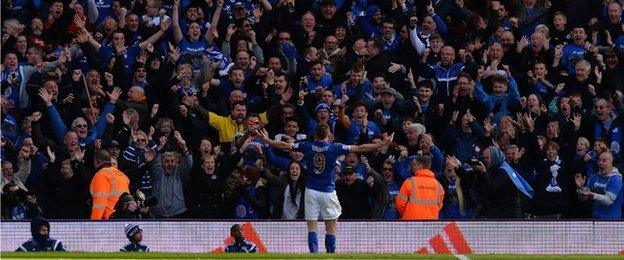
[136,139,146,143]
[382,167,393,171]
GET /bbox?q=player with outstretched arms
[258,123,393,253]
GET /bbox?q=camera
[468,157,481,165]
[463,157,481,173]
[134,190,158,208]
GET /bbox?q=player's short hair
[230,224,241,235]
[94,149,111,163]
[414,155,431,170]
[315,123,330,139]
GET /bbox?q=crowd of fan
[1,0,624,220]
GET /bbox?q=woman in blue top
[172,0,223,67]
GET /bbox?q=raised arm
[15,148,32,184]
[259,0,272,11]
[206,0,223,43]
[139,19,170,49]
[172,0,184,44]
[86,88,121,144]
[409,25,426,56]
[85,0,99,24]
[85,29,102,51]
[349,133,393,153]
[258,129,292,151]
[38,88,68,142]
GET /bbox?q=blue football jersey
[291,140,350,192]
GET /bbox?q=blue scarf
[500,162,535,198]
[489,146,534,198]
[204,49,234,77]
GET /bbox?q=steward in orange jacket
[396,156,444,220]
[90,150,130,220]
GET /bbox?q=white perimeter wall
[1,221,623,254]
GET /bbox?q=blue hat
[315,103,331,114]
[124,224,141,238]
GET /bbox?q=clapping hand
[106,87,122,104]
[360,155,370,172]
[46,146,56,163]
[72,146,85,161]
[366,176,374,188]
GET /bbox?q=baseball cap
[343,166,355,175]
[106,140,121,149]
[380,87,404,100]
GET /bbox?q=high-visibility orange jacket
[396,169,445,220]
[90,166,130,220]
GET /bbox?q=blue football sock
[308,232,318,253]
[325,234,336,253]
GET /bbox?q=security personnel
[395,155,445,219]
[16,217,66,251]
[224,224,257,253]
[120,224,150,252]
[90,150,130,219]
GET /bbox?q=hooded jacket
[479,146,522,218]
[357,5,382,39]
[16,217,65,251]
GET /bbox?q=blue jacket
[120,242,150,252]
[17,218,65,252]
[561,43,587,76]
[358,5,382,39]
[264,146,291,174]
[47,102,115,146]
[585,169,623,219]
[17,239,65,252]
[383,34,402,53]
[447,121,486,163]
[346,120,381,145]
[306,74,333,91]
[225,239,257,253]
[332,81,373,100]
[420,62,466,101]
[474,77,520,123]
